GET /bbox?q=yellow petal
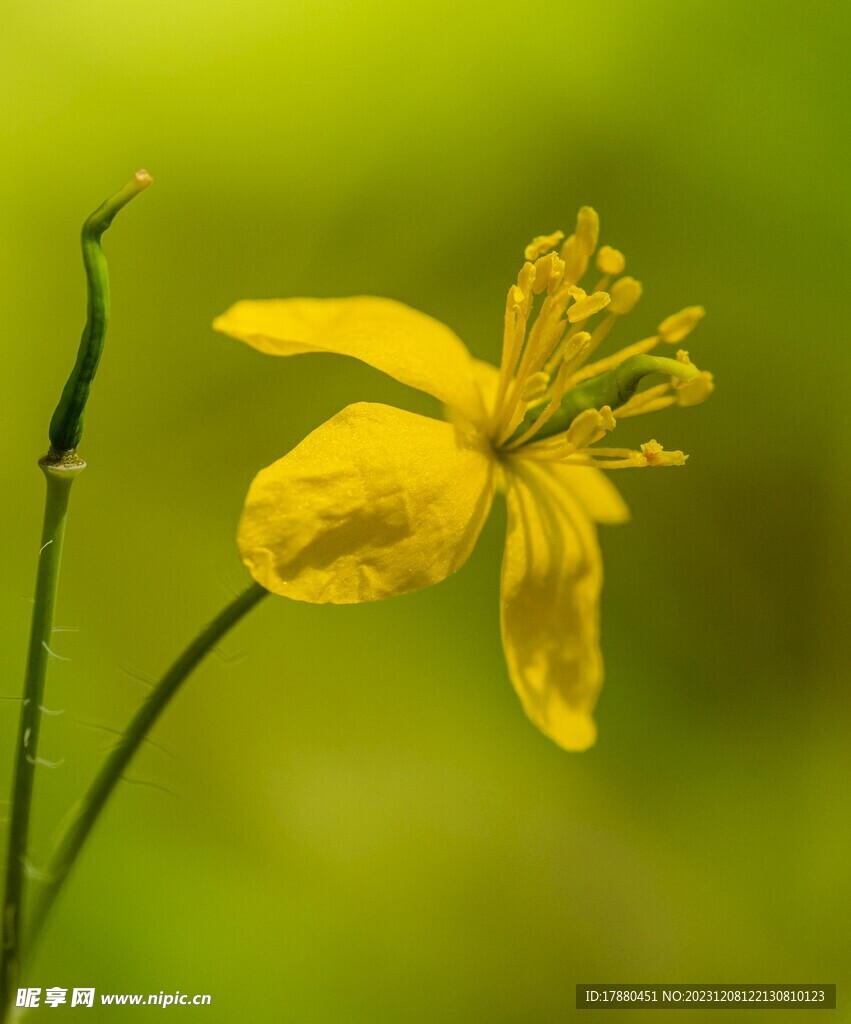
[548,464,630,524]
[214,296,484,423]
[469,358,501,417]
[239,403,494,604]
[500,460,605,751]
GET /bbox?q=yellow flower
[214,207,712,752]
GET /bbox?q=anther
[596,246,625,275]
[524,230,565,261]
[559,234,587,283]
[565,408,610,449]
[658,306,705,343]
[561,330,593,375]
[609,276,643,314]
[568,290,610,323]
[575,206,600,255]
[515,262,536,305]
[532,251,565,294]
[521,371,551,403]
[676,370,714,407]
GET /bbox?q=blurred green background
[1,0,848,1020]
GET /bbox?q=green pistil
[510,354,701,444]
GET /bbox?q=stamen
[568,290,610,323]
[558,206,600,284]
[508,352,708,445]
[547,311,617,375]
[596,246,625,275]
[524,230,565,261]
[505,333,592,448]
[559,236,585,284]
[676,370,714,407]
[568,335,660,385]
[575,446,644,459]
[575,206,599,255]
[493,286,571,439]
[659,305,705,343]
[516,406,615,461]
[532,251,565,294]
[565,406,615,448]
[608,276,643,314]
[613,382,675,418]
[491,263,536,429]
[492,211,711,467]
[521,371,551,403]
[558,440,688,469]
[560,330,595,378]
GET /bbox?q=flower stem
[1,172,151,1021]
[0,460,84,1013]
[25,582,268,955]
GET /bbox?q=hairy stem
[1,462,83,1013]
[26,583,268,952]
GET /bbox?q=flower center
[486,207,713,470]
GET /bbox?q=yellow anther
[599,405,616,432]
[517,261,536,293]
[658,305,705,343]
[521,371,551,403]
[596,245,625,275]
[532,251,565,294]
[566,407,610,448]
[640,440,688,466]
[676,349,691,364]
[608,276,643,315]
[568,290,611,323]
[558,330,593,378]
[676,370,715,407]
[562,330,592,362]
[559,234,586,282]
[575,206,600,255]
[524,230,565,262]
[568,285,587,301]
[507,263,536,314]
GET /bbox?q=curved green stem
[26,582,268,951]
[48,170,152,454]
[0,461,83,1012]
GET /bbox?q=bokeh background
[1,1,848,1020]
